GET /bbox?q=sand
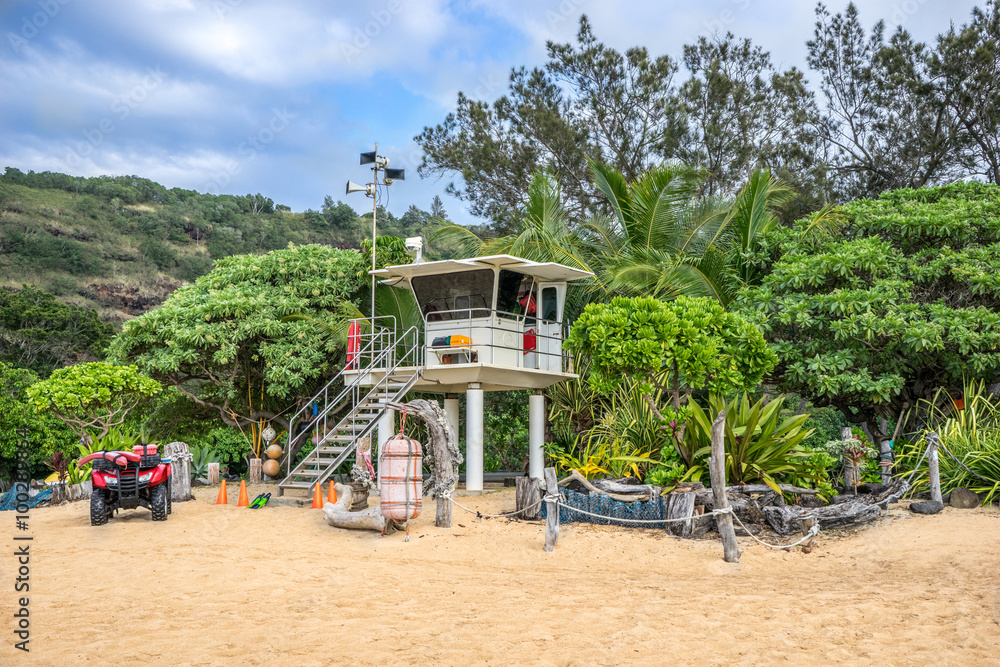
[2,484,999,666]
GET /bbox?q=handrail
[284,323,421,479]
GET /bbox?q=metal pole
[370,141,378,321]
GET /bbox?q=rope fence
[443,487,825,550]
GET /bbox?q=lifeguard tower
[278,255,592,496]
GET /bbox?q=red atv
[79,445,172,525]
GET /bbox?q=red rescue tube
[78,450,141,467]
[346,320,359,369]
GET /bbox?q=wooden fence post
[708,411,740,563]
[515,476,542,520]
[249,458,262,483]
[841,426,857,493]
[165,442,193,502]
[880,439,893,485]
[544,467,559,553]
[207,461,219,485]
[927,431,942,504]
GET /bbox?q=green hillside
[0,167,458,321]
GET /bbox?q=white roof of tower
[371,254,594,286]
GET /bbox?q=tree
[565,296,776,464]
[430,195,447,220]
[26,362,161,440]
[322,196,358,229]
[665,33,819,197]
[738,182,1000,437]
[806,2,965,199]
[0,362,76,479]
[245,193,274,215]
[0,286,115,377]
[416,15,679,232]
[930,0,1000,184]
[109,244,367,431]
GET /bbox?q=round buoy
[266,444,283,460]
[262,459,280,478]
[380,434,422,522]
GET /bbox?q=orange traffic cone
[327,481,338,504]
[237,480,250,507]
[213,479,228,505]
[312,483,323,509]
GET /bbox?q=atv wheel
[166,478,172,515]
[150,483,168,521]
[91,488,109,526]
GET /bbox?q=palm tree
[434,162,797,307]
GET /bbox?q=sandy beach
[2,485,998,666]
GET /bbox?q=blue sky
[0,0,984,226]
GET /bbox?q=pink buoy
[380,433,422,524]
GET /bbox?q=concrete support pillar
[376,410,394,490]
[529,390,545,480]
[465,383,484,491]
[444,393,460,443]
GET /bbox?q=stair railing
[283,319,422,479]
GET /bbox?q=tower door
[536,283,564,372]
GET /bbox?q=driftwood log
[387,399,460,528]
[558,469,654,502]
[323,483,390,532]
[165,442,193,502]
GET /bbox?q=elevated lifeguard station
[278,255,592,496]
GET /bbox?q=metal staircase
[277,320,421,497]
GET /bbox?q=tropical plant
[895,381,1000,504]
[190,445,221,482]
[685,393,819,492]
[109,244,367,432]
[27,362,161,440]
[738,182,1000,439]
[566,295,777,465]
[0,362,76,480]
[44,451,69,483]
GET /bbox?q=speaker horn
[346,180,367,195]
[359,151,377,165]
[384,167,405,181]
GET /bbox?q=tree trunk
[388,399,459,528]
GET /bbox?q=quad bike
[78,445,172,525]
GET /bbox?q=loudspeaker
[346,180,367,195]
